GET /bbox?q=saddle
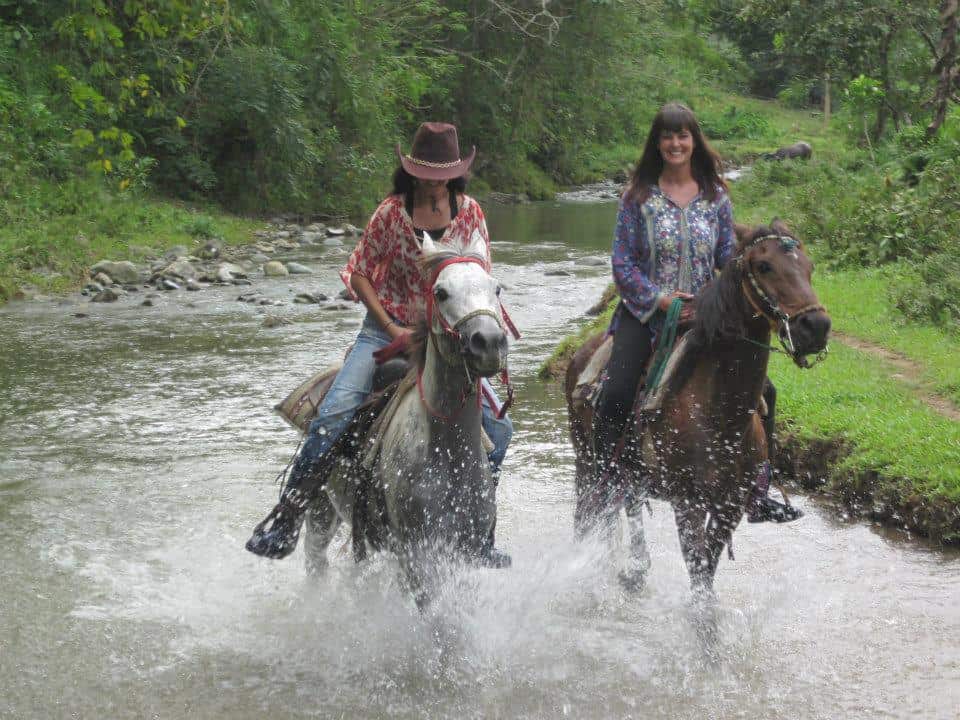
[571,332,694,416]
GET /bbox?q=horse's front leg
[704,482,751,581]
[303,491,341,577]
[620,488,651,592]
[673,501,712,594]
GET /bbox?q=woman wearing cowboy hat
[246,122,514,566]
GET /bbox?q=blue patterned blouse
[609,184,736,334]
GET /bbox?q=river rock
[160,278,180,291]
[579,256,608,267]
[344,223,362,236]
[232,278,253,286]
[545,268,573,277]
[326,226,346,236]
[322,236,344,247]
[163,257,197,280]
[285,262,313,275]
[263,261,289,277]
[93,272,114,286]
[273,230,291,240]
[337,288,352,300]
[215,262,247,283]
[198,240,221,259]
[162,246,189,262]
[141,298,154,307]
[262,315,292,328]
[320,302,352,311]
[92,287,120,302]
[90,260,139,285]
[300,231,324,244]
[306,223,326,233]
[82,282,103,296]
[185,278,203,291]
[293,292,329,304]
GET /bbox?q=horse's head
[420,230,508,378]
[734,220,831,367]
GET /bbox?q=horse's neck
[421,334,482,441]
[706,316,771,422]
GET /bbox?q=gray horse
[303,229,511,607]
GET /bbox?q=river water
[2,199,959,720]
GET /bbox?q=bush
[892,252,960,331]
[700,105,774,140]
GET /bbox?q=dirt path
[833,331,960,422]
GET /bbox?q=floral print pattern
[609,184,736,333]
[340,194,491,326]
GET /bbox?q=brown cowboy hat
[396,122,476,181]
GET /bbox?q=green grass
[0,174,262,301]
[815,264,960,407]
[771,340,960,542]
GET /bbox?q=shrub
[892,252,960,332]
[700,105,774,140]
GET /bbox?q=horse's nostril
[469,332,488,353]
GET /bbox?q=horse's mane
[408,320,430,371]
[662,223,781,397]
[687,222,784,352]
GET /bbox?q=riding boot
[245,457,317,559]
[747,460,804,523]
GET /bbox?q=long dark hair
[391,166,468,197]
[626,102,726,204]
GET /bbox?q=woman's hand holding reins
[658,291,695,322]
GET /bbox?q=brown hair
[625,102,726,204]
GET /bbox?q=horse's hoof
[618,568,647,594]
[474,546,512,569]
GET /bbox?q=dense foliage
[0,0,751,216]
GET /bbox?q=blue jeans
[289,314,513,486]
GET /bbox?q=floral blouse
[610,184,735,332]
[340,194,491,326]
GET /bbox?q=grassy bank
[0,176,262,301]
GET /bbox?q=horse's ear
[770,218,791,236]
[464,227,486,258]
[421,230,438,256]
[734,223,753,244]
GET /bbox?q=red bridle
[418,256,520,421]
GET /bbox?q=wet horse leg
[303,492,341,577]
[673,501,713,595]
[703,488,749,581]
[620,489,651,592]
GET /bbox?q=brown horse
[564,220,831,598]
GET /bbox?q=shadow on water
[2,199,960,719]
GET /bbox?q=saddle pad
[274,365,341,434]
[573,335,613,403]
[640,333,692,413]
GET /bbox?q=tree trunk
[927,0,959,137]
[875,29,893,139]
[824,72,831,125]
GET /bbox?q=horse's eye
[495,285,502,297]
[434,286,449,302]
[756,261,773,274]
